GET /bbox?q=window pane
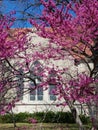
[37,87,43,100]
[37,87,43,95]
[37,95,43,100]
[50,95,56,101]
[30,95,35,100]
[30,82,36,101]
[49,84,56,101]
[17,84,24,100]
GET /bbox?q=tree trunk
[91,108,98,130]
[10,110,17,128]
[71,107,85,130]
[91,83,98,130]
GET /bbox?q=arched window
[49,69,56,101]
[29,61,43,101]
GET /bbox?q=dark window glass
[30,82,36,101]
[37,87,43,100]
[49,84,56,101]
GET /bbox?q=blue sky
[0,0,42,28]
[0,0,75,28]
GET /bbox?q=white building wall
[13,30,94,114]
[13,88,70,113]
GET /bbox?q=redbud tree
[0,13,45,117]
[30,0,98,129]
[0,13,28,115]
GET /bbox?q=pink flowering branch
[30,0,98,129]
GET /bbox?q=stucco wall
[13,30,93,114]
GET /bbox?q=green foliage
[0,112,32,123]
[0,114,13,123]
[32,111,45,122]
[55,111,75,123]
[0,111,90,124]
[79,114,90,124]
[15,112,31,123]
[43,111,55,123]
[0,115,3,123]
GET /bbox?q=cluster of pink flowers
[0,14,27,114]
[30,0,98,61]
[0,14,27,59]
[29,0,98,103]
[28,118,38,124]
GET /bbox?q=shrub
[55,112,75,123]
[32,111,45,121]
[1,112,32,123]
[79,114,90,124]
[32,111,75,123]
[15,112,31,123]
[1,114,13,123]
[0,111,90,124]
[43,111,55,123]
